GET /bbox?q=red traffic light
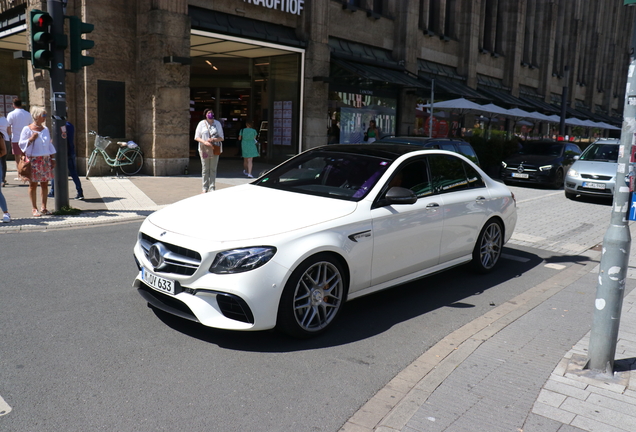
[32,11,52,29]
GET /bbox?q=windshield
[254,150,393,201]
[579,143,619,162]
[519,142,564,156]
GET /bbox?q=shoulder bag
[18,139,33,180]
[207,122,222,156]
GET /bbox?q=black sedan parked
[500,140,582,188]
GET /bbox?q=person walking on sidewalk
[0,114,8,186]
[7,98,33,183]
[49,121,84,200]
[194,108,224,193]
[19,106,56,217]
[239,121,259,178]
[0,136,11,222]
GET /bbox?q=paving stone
[522,412,564,432]
[570,414,632,432]
[544,379,591,400]
[532,401,576,424]
[538,388,568,407]
[560,397,636,430]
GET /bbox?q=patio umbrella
[526,111,555,122]
[478,103,509,138]
[422,97,484,114]
[423,98,484,136]
[565,117,587,126]
[595,122,621,131]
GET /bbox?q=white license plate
[142,267,176,295]
[582,182,605,190]
[511,173,529,179]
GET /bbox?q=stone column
[394,0,420,136]
[136,0,190,175]
[300,0,329,150]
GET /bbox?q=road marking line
[0,394,12,417]
[515,191,564,204]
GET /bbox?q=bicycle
[86,130,144,178]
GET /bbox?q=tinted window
[386,160,432,198]
[565,144,581,158]
[465,163,485,189]
[457,142,479,164]
[519,142,564,156]
[429,154,470,194]
[255,150,392,201]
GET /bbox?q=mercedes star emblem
[148,242,169,270]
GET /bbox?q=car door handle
[426,203,440,210]
[475,196,487,203]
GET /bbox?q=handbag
[17,154,32,179]
[206,122,222,156]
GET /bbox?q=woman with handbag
[18,106,56,217]
[0,134,11,222]
[194,108,224,193]
[238,120,259,178]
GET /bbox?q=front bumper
[500,168,556,185]
[564,176,615,198]
[132,229,290,331]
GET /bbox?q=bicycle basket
[94,135,111,150]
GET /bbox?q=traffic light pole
[585,56,636,375]
[48,0,69,210]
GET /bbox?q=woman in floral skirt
[19,106,56,217]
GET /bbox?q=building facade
[0,0,633,175]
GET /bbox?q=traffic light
[68,16,95,72]
[30,9,53,69]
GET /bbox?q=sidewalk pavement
[0,157,267,232]
[2,158,636,431]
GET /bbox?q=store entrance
[190,87,254,158]
[189,30,303,163]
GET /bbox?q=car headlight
[209,247,277,274]
[501,161,507,168]
[539,165,553,171]
[567,168,579,177]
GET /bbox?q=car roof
[376,136,467,145]
[314,143,444,161]
[592,138,620,144]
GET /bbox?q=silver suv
[564,138,619,200]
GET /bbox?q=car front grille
[581,174,612,181]
[140,233,202,276]
[504,166,538,172]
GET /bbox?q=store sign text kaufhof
[243,0,304,15]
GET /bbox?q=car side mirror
[386,187,417,205]
[573,155,580,160]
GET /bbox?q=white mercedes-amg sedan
[133,144,517,337]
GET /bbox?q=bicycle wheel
[119,149,144,175]
[86,150,98,179]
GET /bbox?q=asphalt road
[0,212,590,432]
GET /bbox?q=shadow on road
[149,247,595,352]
